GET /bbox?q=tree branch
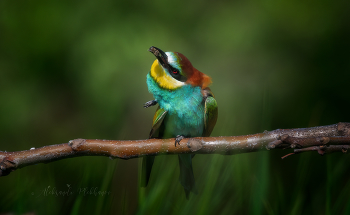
[1,122,350,177]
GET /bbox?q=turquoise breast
[147,73,205,137]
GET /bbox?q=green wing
[142,106,167,187]
[202,88,218,137]
[149,106,167,138]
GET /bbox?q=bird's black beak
[148,46,170,70]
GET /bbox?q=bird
[141,46,218,199]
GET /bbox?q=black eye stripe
[168,66,187,82]
[169,66,179,75]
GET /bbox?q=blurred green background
[1,0,350,214]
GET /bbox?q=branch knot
[187,139,203,152]
[0,158,16,176]
[68,138,86,150]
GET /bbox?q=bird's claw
[175,135,185,147]
[143,100,158,108]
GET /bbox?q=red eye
[173,70,178,74]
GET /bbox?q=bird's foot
[175,135,185,147]
[143,100,157,108]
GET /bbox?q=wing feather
[142,106,167,187]
[202,88,218,137]
[149,106,167,138]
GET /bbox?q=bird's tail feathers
[178,154,197,199]
[141,156,155,187]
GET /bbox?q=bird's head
[148,46,211,90]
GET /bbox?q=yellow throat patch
[150,60,185,90]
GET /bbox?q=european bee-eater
[142,46,218,199]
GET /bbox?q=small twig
[0,122,350,177]
[281,153,295,159]
[293,145,350,155]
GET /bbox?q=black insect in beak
[148,46,171,71]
